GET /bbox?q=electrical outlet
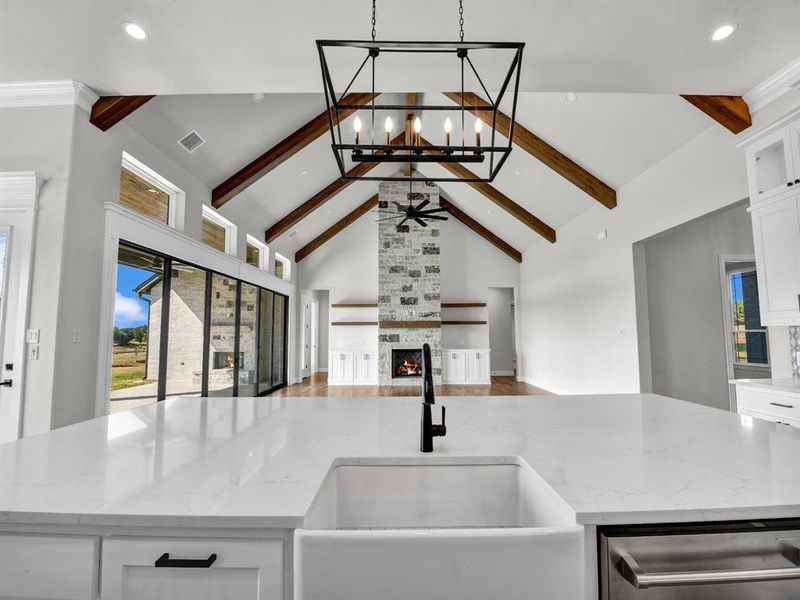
[25,329,39,344]
[72,328,81,343]
[27,345,39,361]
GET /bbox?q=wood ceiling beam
[266,132,404,243]
[439,194,522,263]
[404,92,418,176]
[213,92,379,208]
[680,95,752,134]
[90,95,155,131]
[444,92,617,209]
[294,194,379,262]
[420,138,556,243]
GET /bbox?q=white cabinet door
[443,351,465,383]
[746,129,796,203]
[329,352,355,383]
[465,351,489,383]
[101,537,283,600]
[750,194,800,325]
[789,120,800,185]
[354,353,374,383]
[0,534,98,600]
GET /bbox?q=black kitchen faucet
[420,343,446,452]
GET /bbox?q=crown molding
[0,172,46,209]
[0,80,99,113]
[744,58,800,113]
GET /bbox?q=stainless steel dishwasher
[599,519,800,599]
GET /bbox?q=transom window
[201,205,237,255]
[274,252,291,281]
[119,152,181,227]
[246,235,269,270]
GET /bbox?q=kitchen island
[1,393,799,599]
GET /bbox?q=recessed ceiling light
[252,93,265,103]
[288,230,298,239]
[565,92,577,102]
[710,24,737,42]
[122,22,148,40]
[513,169,521,176]
[300,169,309,176]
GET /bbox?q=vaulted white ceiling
[124,91,713,256]
[1,1,798,95]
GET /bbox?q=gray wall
[488,287,515,374]
[637,201,755,410]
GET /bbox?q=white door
[0,173,40,443]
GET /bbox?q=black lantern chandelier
[317,0,524,183]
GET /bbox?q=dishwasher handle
[617,544,800,589]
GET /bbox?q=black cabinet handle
[795,179,800,184]
[770,402,795,409]
[789,182,795,187]
[0,380,12,387]
[155,553,217,568]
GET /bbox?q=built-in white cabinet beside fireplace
[737,107,800,326]
[442,349,491,384]
[328,349,378,385]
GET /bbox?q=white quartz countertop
[1,394,799,529]
[733,378,800,396]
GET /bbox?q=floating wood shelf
[379,320,441,329]
[331,321,378,326]
[441,320,488,325]
[441,302,487,308]
[331,302,378,308]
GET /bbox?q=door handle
[0,380,12,387]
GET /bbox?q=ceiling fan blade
[393,201,407,212]
[414,218,428,227]
[397,217,409,228]
[414,199,430,212]
[420,215,449,221]
[415,207,450,215]
[375,215,405,222]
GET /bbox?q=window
[119,152,182,226]
[108,242,288,412]
[202,205,237,255]
[246,235,269,269]
[728,269,769,366]
[274,252,291,281]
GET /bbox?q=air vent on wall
[178,130,206,153]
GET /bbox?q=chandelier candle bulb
[444,117,453,146]
[413,116,422,145]
[474,118,483,147]
[353,116,362,145]
[385,116,393,146]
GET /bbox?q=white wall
[297,203,521,356]
[518,93,799,395]
[636,202,755,410]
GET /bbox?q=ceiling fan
[375,196,450,228]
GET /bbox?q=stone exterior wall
[378,177,442,386]
[144,270,256,388]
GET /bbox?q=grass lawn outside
[111,343,153,391]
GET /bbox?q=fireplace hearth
[392,349,423,378]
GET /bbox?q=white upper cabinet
[738,107,800,326]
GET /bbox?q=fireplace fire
[392,349,423,378]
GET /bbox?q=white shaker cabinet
[327,349,377,384]
[100,537,283,600]
[441,349,491,384]
[749,193,800,325]
[737,107,800,326]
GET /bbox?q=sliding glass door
[108,242,288,411]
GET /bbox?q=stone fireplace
[377,176,442,386]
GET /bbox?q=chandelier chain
[459,0,464,42]
[371,0,377,41]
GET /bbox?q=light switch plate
[25,329,40,344]
[27,345,39,360]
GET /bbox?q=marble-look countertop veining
[1,394,799,529]
[733,378,800,396]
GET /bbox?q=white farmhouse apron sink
[294,457,585,600]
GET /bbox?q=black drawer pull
[155,552,217,568]
[770,402,795,409]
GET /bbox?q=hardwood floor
[267,372,551,397]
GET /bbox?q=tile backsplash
[791,326,800,379]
